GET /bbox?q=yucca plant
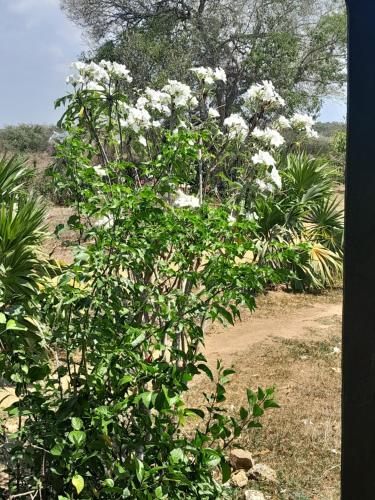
[0,154,31,199]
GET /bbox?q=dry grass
[188,290,342,500]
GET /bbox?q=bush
[1,61,323,498]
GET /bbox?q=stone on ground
[231,469,249,488]
[229,448,254,471]
[248,463,277,483]
[243,490,266,500]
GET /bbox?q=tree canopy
[61,0,346,115]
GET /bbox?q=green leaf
[253,404,264,417]
[0,312,6,324]
[170,448,184,464]
[131,333,146,348]
[135,458,144,483]
[264,400,280,409]
[257,387,265,400]
[197,363,213,381]
[119,375,133,386]
[50,442,64,456]
[221,461,231,483]
[68,430,86,448]
[103,478,115,488]
[72,417,84,430]
[6,319,27,331]
[239,407,248,420]
[155,486,163,498]
[72,474,84,495]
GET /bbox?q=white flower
[173,189,200,208]
[290,113,318,139]
[243,80,285,108]
[48,130,68,144]
[120,106,152,132]
[255,179,274,192]
[252,150,276,167]
[228,214,236,224]
[144,88,171,115]
[214,67,227,82]
[290,113,315,129]
[136,96,149,109]
[190,66,215,85]
[95,214,114,229]
[252,127,285,148]
[92,164,106,177]
[138,135,147,147]
[270,166,282,189]
[276,116,291,130]
[162,80,195,108]
[224,113,249,140]
[208,107,220,118]
[191,66,226,84]
[246,212,259,221]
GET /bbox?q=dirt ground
[188,288,342,500]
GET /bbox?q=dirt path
[204,291,342,365]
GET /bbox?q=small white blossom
[224,113,249,140]
[290,113,318,139]
[173,189,200,208]
[252,127,285,148]
[228,214,236,224]
[190,66,227,84]
[92,164,106,177]
[255,179,274,192]
[270,166,282,189]
[276,116,291,130]
[243,80,285,108]
[208,107,220,118]
[138,136,147,147]
[144,88,171,115]
[252,150,276,167]
[214,67,227,82]
[120,106,152,132]
[162,80,195,108]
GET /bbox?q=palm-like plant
[0,155,47,305]
[254,153,343,291]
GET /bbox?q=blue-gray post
[343,1,375,498]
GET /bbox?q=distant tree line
[0,124,56,153]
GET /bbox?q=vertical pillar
[343,1,375,498]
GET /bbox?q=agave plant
[0,154,48,304]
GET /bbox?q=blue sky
[0,0,346,126]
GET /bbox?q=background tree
[61,0,346,116]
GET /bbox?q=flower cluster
[190,66,227,85]
[172,189,200,208]
[162,80,198,108]
[242,80,285,109]
[66,60,132,88]
[223,114,249,140]
[290,113,318,138]
[252,127,285,148]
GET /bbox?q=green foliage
[254,153,343,291]
[0,124,56,153]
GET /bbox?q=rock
[243,490,266,500]
[231,469,249,488]
[229,448,254,471]
[248,463,277,483]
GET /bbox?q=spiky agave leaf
[0,197,47,304]
[0,154,31,199]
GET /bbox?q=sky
[0,0,346,126]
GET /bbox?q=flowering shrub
[1,61,318,498]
